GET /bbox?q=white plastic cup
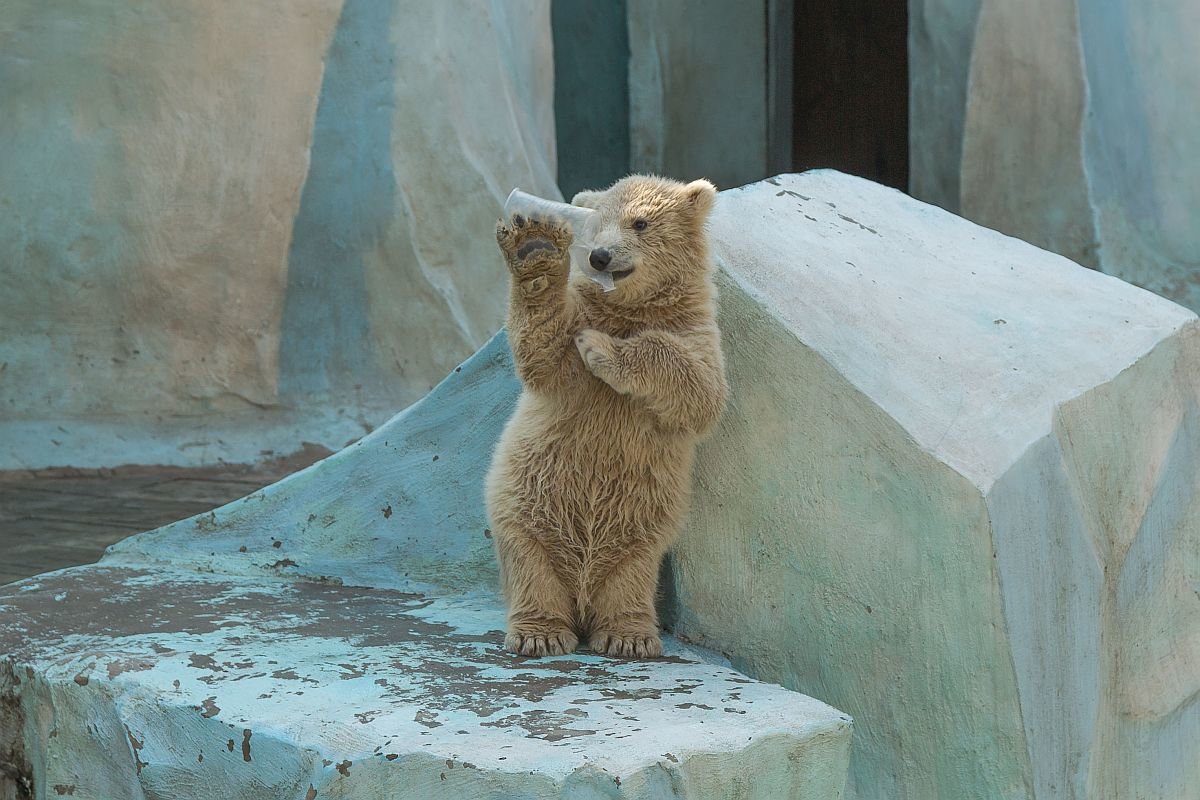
[503,188,615,292]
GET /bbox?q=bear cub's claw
[589,632,663,659]
[505,627,579,657]
[495,214,572,280]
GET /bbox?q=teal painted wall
[551,0,630,199]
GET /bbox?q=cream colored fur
[485,175,728,658]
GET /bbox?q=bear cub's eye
[632,219,648,232]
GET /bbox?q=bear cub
[485,174,728,658]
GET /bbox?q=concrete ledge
[0,566,851,799]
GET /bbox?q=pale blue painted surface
[0,567,851,798]
[0,0,558,455]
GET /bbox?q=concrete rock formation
[4,171,1196,798]
[0,0,558,469]
[670,171,1200,799]
[912,0,1200,315]
[907,0,983,213]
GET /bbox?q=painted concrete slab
[627,0,769,190]
[0,567,851,799]
[907,0,983,212]
[668,171,1200,799]
[100,334,523,595]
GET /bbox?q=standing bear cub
[486,175,728,658]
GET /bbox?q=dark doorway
[791,1,909,190]
[551,0,630,200]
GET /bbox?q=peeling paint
[125,727,147,774]
[200,697,220,718]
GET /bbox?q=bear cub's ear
[571,189,604,210]
[683,179,717,219]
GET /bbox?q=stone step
[0,565,851,799]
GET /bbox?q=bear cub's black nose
[589,248,613,270]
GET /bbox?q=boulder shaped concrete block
[0,568,851,799]
[668,171,1200,799]
[0,336,852,799]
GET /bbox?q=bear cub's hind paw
[505,626,579,658]
[589,631,663,659]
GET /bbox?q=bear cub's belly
[493,394,692,524]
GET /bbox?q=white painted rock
[0,0,558,470]
[0,337,852,799]
[668,171,1200,799]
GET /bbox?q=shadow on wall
[279,0,396,399]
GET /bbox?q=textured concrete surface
[914,1,1200,313]
[0,408,362,472]
[551,0,631,200]
[960,0,1098,268]
[1,335,853,799]
[0,0,558,468]
[0,568,851,799]
[662,172,1200,799]
[101,334,522,595]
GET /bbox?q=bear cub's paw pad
[496,214,572,273]
[505,627,579,658]
[589,632,663,659]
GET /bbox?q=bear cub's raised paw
[495,214,572,284]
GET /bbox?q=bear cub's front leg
[495,214,581,395]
